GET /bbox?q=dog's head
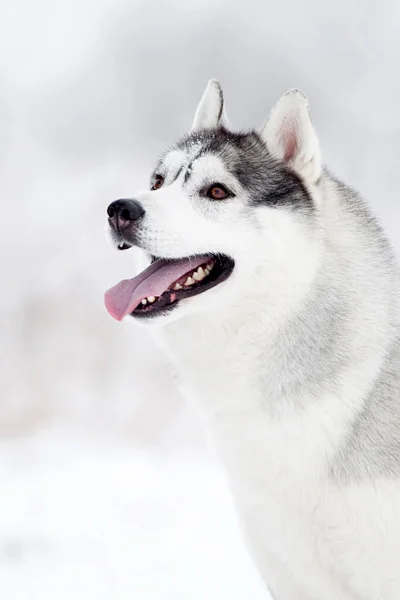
[105,80,323,326]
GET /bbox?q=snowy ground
[0,427,270,600]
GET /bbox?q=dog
[105,80,400,599]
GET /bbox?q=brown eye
[206,184,230,200]
[152,175,164,190]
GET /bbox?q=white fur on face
[131,147,321,324]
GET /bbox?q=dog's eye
[206,184,230,200]
[152,175,164,190]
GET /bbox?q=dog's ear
[260,90,321,183]
[191,79,228,130]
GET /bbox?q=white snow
[0,427,270,600]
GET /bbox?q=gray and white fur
[107,80,400,599]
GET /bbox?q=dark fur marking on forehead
[184,148,207,183]
[172,127,314,210]
[172,165,183,183]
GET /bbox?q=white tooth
[204,268,210,276]
[147,296,156,303]
[185,277,195,286]
[197,266,206,277]
[206,262,214,270]
[193,271,204,281]
[141,299,147,305]
[173,283,182,290]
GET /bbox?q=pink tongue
[105,256,210,321]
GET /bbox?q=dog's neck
[153,238,400,507]
[155,233,394,424]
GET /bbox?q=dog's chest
[158,317,332,490]
[194,393,348,592]
[158,325,331,553]
[156,322,374,598]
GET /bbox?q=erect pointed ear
[260,89,321,184]
[191,79,228,131]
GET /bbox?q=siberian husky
[105,80,400,599]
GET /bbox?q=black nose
[107,199,145,231]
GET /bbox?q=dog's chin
[127,253,235,325]
[126,299,199,328]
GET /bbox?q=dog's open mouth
[105,254,234,320]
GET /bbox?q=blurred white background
[1,0,400,598]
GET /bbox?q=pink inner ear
[280,119,298,162]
